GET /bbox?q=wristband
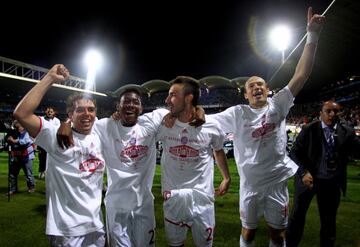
[306,31,319,44]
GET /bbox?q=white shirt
[35,118,105,236]
[209,86,298,190]
[157,117,226,200]
[95,108,168,210]
[41,116,61,127]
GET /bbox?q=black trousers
[37,146,47,173]
[286,175,341,247]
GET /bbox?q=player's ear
[185,94,193,105]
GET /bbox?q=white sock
[240,235,255,247]
[269,239,285,247]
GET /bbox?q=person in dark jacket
[286,100,360,247]
[6,120,36,195]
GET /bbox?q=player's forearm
[13,76,54,137]
[287,42,317,97]
[14,75,54,120]
[288,7,324,97]
[14,64,69,137]
[214,149,231,181]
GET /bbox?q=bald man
[209,7,325,247]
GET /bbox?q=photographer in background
[6,120,35,195]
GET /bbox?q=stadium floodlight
[84,49,103,91]
[269,25,291,64]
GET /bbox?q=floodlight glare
[269,25,291,63]
[84,49,103,70]
[269,25,291,51]
[84,49,103,91]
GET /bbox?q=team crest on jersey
[121,145,148,161]
[181,136,188,144]
[169,145,199,158]
[79,158,105,177]
[129,137,136,146]
[252,123,276,138]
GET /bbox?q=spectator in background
[6,120,36,195]
[286,101,360,247]
[38,106,60,179]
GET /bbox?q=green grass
[0,152,360,246]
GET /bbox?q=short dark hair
[66,93,96,114]
[320,100,340,111]
[45,106,55,111]
[118,88,142,102]
[171,76,200,106]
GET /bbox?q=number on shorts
[148,229,155,245]
[206,227,213,241]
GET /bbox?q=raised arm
[13,64,69,137]
[287,7,325,97]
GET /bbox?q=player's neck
[177,106,195,123]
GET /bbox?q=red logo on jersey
[251,123,276,138]
[79,158,104,173]
[121,145,148,159]
[169,145,199,158]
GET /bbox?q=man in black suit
[286,100,360,247]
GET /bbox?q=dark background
[1,0,358,100]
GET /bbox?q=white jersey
[34,118,105,236]
[41,116,61,127]
[95,108,168,210]
[157,117,226,200]
[209,86,298,190]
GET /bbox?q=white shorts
[239,180,289,230]
[163,189,215,247]
[106,199,156,247]
[48,230,105,247]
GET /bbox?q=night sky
[1,1,334,92]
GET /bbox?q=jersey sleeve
[271,86,294,118]
[208,119,227,151]
[207,106,237,133]
[93,118,107,138]
[34,119,57,154]
[139,108,169,135]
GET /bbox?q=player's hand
[307,7,325,33]
[7,136,17,144]
[302,171,313,189]
[189,106,205,127]
[56,122,74,149]
[44,64,70,84]
[162,113,176,128]
[215,178,231,196]
[111,111,121,121]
